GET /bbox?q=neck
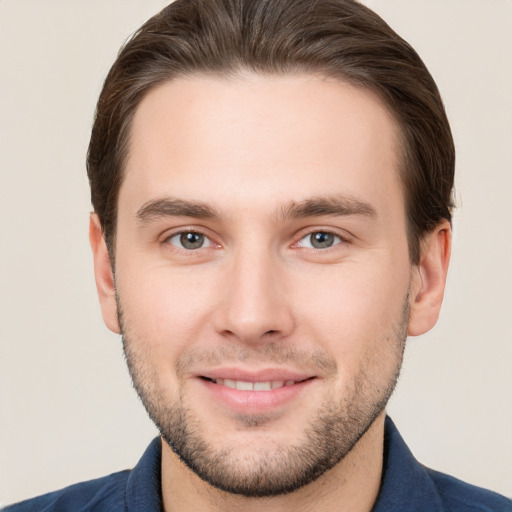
[161,412,385,512]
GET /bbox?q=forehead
[121,73,403,218]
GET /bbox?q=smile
[203,378,304,391]
[197,374,316,414]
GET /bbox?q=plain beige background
[1,0,511,505]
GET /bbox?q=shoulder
[2,470,130,512]
[3,437,162,512]
[378,417,512,512]
[426,467,512,512]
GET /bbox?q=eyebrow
[136,194,377,225]
[136,198,220,224]
[280,195,377,220]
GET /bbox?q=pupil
[181,232,204,249]
[311,232,334,248]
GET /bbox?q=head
[88,0,453,500]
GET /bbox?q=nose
[212,247,295,345]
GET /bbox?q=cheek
[293,259,410,364]
[117,264,218,357]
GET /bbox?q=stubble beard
[119,297,409,498]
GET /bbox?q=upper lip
[196,368,315,382]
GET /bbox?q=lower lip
[198,378,316,415]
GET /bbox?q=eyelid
[292,226,352,248]
[297,232,342,249]
[168,232,212,249]
[160,226,220,250]
[158,225,352,251]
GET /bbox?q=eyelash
[161,227,350,253]
[163,229,216,251]
[295,230,345,250]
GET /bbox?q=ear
[408,220,451,336]
[89,213,121,334]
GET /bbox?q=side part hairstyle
[87,0,455,264]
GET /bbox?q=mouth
[200,376,313,391]
[196,372,317,414]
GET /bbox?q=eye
[298,231,342,249]
[167,231,212,250]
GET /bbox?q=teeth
[212,379,295,391]
[237,380,254,391]
[254,382,272,391]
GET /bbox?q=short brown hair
[87,0,455,264]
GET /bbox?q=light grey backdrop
[1,0,511,505]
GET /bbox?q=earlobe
[408,221,452,336]
[89,214,121,334]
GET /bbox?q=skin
[90,74,451,512]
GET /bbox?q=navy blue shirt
[4,417,511,511]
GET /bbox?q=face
[100,74,420,496]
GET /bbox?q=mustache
[175,342,338,377]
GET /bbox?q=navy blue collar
[371,416,445,511]
[126,436,163,512]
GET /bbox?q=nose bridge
[213,239,294,343]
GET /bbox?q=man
[3,0,511,510]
